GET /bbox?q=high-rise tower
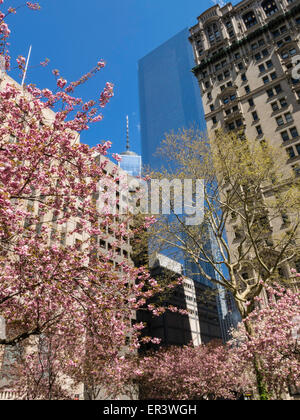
[138,28,239,341]
[118,116,142,178]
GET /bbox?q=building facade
[138,27,206,171]
[0,74,138,400]
[137,253,222,347]
[189,0,300,174]
[189,0,300,290]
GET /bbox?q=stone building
[189,0,300,286]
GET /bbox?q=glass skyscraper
[118,116,142,178]
[138,28,206,171]
[138,28,240,341]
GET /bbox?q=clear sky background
[6,0,237,156]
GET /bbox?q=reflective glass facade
[138,28,206,171]
[119,154,142,178]
[138,28,239,341]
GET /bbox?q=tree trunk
[236,300,270,400]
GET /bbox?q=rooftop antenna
[21,45,32,87]
[126,115,130,151]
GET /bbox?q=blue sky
[6,0,232,156]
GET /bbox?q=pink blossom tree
[0,1,175,399]
[231,284,300,400]
[129,284,299,400]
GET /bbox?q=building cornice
[191,3,300,76]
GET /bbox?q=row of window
[203,1,295,47]
[276,111,293,126]
[280,126,299,141]
[197,8,300,66]
[280,47,297,60]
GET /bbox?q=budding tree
[148,127,300,319]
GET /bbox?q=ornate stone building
[189,0,300,284]
[189,0,300,174]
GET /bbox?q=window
[251,42,258,50]
[212,116,217,124]
[285,112,293,123]
[207,92,212,101]
[274,84,282,94]
[228,122,235,130]
[255,52,262,61]
[280,25,287,33]
[248,98,254,107]
[281,130,289,141]
[270,71,277,80]
[237,62,244,70]
[225,108,231,115]
[232,105,239,112]
[224,69,230,78]
[272,29,280,38]
[262,0,278,17]
[277,40,284,48]
[259,64,265,73]
[230,94,237,101]
[296,144,300,155]
[256,125,263,135]
[292,164,300,176]
[207,22,221,44]
[221,85,226,91]
[252,111,258,121]
[280,97,288,108]
[281,48,297,60]
[267,88,274,98]
[262,49,269,57]
[210,104,215,112]
[245,85,250,94]
[236,119,243,127]
[286,147,296,158]
[205,81,210,89]
[266,60,273,68]
[263,75,269,84]
[241,73,247,81]
[217,73,223,81]
[258,39,265,47]
[235,52,241,60]
[290,127,299,138]
[227,81,233,87]
[243,11,257,28]
[276,116,284,126]
[271,102,279,111]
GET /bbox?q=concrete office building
[137,253,222,348]
[0,74,139,400]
